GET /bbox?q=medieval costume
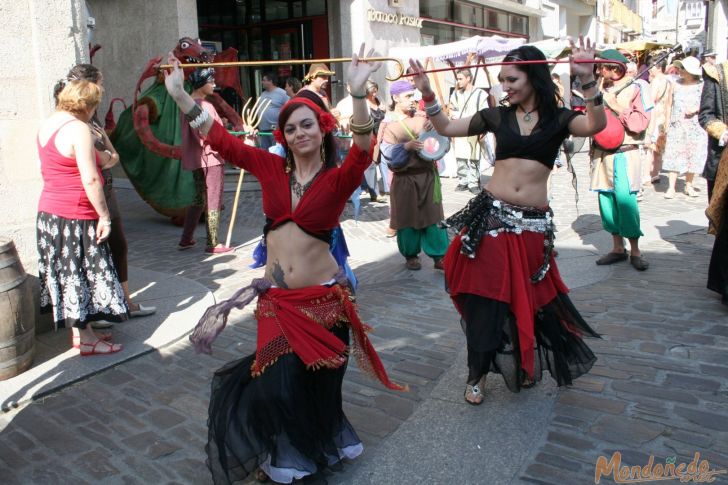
[178,68,231,253]
[701,62,728,199]
[443,105,599,392]
[189,120,404,484]
[381,108,448,270]
[701,61,728,304]
[590,67,651,260]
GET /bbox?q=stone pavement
[1,149,727,484]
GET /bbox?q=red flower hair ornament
[272,97,337,147]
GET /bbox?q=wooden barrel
[0,238,35,380]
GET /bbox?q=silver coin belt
[441,190,555,283]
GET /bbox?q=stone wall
[0,0,198,332]
[86,0,198,130]
[332,0,422,104]
[0,0,89,274]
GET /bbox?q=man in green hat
[590,49,651,271]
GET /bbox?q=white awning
[389,35,525,63]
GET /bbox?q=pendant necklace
[520,106,536,123]
[291,166,323,199]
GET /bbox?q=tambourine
[417,130,450,162]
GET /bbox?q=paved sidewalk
[1,149,726,484]
[0,268,213,411]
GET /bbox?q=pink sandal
[79,339,123,356]
[72,334,112,349]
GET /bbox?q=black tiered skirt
[206,325,362,484]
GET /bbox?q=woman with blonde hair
[37,78,127,355]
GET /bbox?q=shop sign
[367,9,423,28]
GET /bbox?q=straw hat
[304,63,335,81]
[674,56,701,77]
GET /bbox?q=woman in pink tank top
[36,78,127,355]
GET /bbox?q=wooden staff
[224,97,271,249]
[427,57,448,115]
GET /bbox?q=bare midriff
[264,221,339,289]
[485,158,552,208]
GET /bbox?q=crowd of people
[33,37,728,484]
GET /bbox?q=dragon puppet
[111,37,245,219]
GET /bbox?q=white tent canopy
[389,35,525,64]
[386,35,526,92]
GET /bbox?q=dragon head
[173,37,213,74]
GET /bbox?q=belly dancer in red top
[164,45,405,484]
[409,37,607,404]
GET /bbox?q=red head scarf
[273,97,337,146]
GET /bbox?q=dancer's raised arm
[346,44,382,151]
[408,59,473,137]
[163,54,215,136]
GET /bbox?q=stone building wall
[0,0,89,273]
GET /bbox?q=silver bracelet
[189,108,210,129]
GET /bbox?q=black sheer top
[467,106,582,169]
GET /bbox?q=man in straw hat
[590,49,651,271]
[303,62,335,110]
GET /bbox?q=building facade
[3,0,556,272]
[595,0,643,44]
[652,0,706,53]
[705,0,728,60]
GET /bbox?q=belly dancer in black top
[408,37,607,404]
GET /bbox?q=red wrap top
[205,122,371,239]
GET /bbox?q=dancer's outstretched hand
[569,35,596,79]
[407,59,433,96]
[347,44,381,95]
[163,53,186,98]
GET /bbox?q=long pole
[675,0,680,44]
[224,169,245,249]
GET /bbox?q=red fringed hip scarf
[189,272,406,391]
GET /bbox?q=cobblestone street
[1,150,727,484]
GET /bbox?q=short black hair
[262,71,278,86]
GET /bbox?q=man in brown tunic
[381,80,448,270]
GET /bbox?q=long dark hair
[278,89,338,169]
[503,46,559,122]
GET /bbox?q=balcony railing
[605,0,642,34]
